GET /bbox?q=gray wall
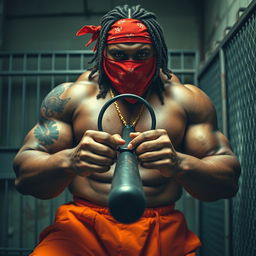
[2,0,202,51]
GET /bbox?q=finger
[138,148,174,162]
[135,134,176,155]
[74,161,110,177]
[80,137,117,159]
[141,158,176,169]
[129,132,141,138]
[112,134,126,147]
[80,150,114,166]
[135,139,163,155]
[128,130,162,150]
[84,130,122,150]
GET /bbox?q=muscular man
[13,5,240,256]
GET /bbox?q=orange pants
[30,197,201,256]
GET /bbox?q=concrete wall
[2,0,202,51]
[202,0,254,59]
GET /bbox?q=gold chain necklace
[109,89,145,127]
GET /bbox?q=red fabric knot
[76,25,102,51]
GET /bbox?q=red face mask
[103,56,156,103]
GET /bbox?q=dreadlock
[88,5,171,104]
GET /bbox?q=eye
[109,50,127,60]
[135,50,151,60]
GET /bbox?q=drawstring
[153,209,161,256]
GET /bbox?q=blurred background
[0,0,255,255]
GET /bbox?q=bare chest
[72,95,187,149]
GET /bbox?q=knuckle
[164,148,173,155]
[140,162,147,168]
[109,158,115,165]
[161,138,172,147]
[101,133,110,140]
[102,157,112,165]
[97,166,110,173]
[84,130,94,136]
[137,154,144,162]
[81,141,90,148]
[166,158,172,165]
[107,148,116,157]
[157,129,167,134]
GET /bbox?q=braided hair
[88,5,171,104]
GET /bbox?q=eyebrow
[108,48,151,52]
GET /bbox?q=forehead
[106,43,154,51]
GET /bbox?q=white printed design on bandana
[114,27,122,33]
[117,19,126,24]
[126,33,135,37]
[137,23,145,29]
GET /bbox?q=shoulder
[165,83,217,125]
[41,72,99,121]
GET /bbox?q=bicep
[183,123,233,159]
[20,118,73,154]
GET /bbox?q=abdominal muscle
[69,164,183,207]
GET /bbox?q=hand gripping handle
[97,94,156,223]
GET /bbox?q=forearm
[13,149,75,199]
[176,152,240,201]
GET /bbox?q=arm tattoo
[34,118,59,145]
[41,84,71,117]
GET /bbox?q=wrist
[53,149,76,176]
[175,152,193,178]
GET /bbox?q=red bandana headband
[76,19,152,51]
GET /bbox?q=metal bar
[34,198,38,245]
[21,76,26,138]
[194,199,200,237]
[194,51,199,85]
[0,50,94,55]
[80,53,84,70]
[181,53,185,70]
[37,54,42,112]
[0,147,19,151]
[181,74,184,84]
[6,77,12,146]
[36,76,40,113]
[0,70,198,76]
[220,48,231,256]
[66,53,69,82]
[6,11,106,19]
[0,247,32,252]
[0,70,89,76]
[19,194,23,248]
[2,180,9,247]
[5,54,13,146]
[220,49,228,137]
[0,0,4,49]
[49,199,54,224]
[51,53,55,89]
[38,53,41,70]
[193,34,201,233]
[0,50,196,55]
[23,53,27,71]
[8,52,13,70]
[168,52,172,69]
